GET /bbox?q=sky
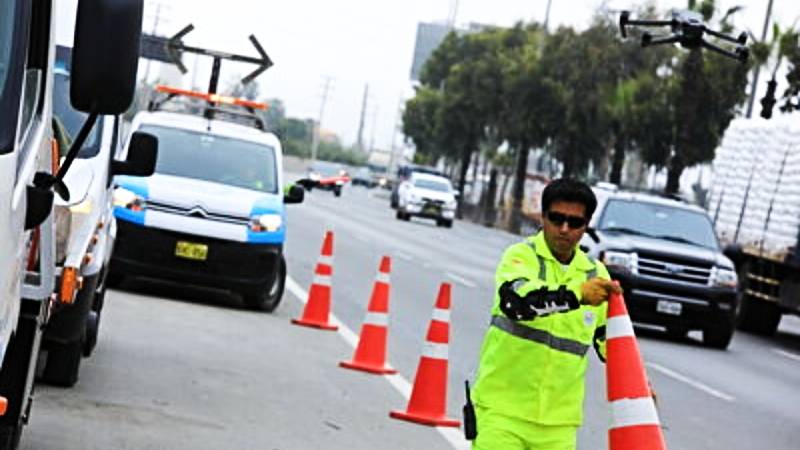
[136,0,800,153]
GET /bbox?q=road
[22,181,800,449]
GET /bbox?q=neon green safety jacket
[472,231,610,426]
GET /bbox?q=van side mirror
[113,132,157,177]
[70,0,144,114]
[284,185,305,204]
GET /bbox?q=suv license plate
[656,300,682,316]
[175,241,208,261]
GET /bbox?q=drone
[619,9,749,63]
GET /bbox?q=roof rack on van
[148,85,268,130]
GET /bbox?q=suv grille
[636,252,712,286]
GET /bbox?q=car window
[413,178,451,192]
[141,124,278,194]
[53,70,102,158]
[310,162,342,176]
[598,199,719,249]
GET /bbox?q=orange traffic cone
[607,287,667,450]
[292,231,338,331]
[390,283,460,427]
[340,256,397,374]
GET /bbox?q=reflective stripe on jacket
[472,231,610,426]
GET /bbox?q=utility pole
[746,0,775,118]
[543,0,553,32]
[356,84,369,153]
[311,76,333,162]
[387,96,404,177]
[448,0,460,29]
[368,105,379,156]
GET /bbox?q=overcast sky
[138,0,799,152]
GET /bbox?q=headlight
[603,251,638,273]
[250,214,282,232]
[710,267,737,288]
[112,187,146,211]
[446,198,457,209]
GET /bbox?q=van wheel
[41,341,83,387]
[243,256,286,312]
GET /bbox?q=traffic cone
[340,256,397,374]
[606,286,667,450]
[292,231,338,331]
[390,283,460,427]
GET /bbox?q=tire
[390,193,398,209]
[242,256,286,312]
[333,187,342,197]
[41,340,83,387]
[443,219,453,228]
[83,311,99,357]
[735,262,782,335]
[703,322,735,350]
[0,424,21,450]
[395,210,404,220]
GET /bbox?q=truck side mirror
[113,132,157,177]
[284,185,305,204]
[70,0,144,114]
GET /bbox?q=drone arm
[701,40,746,62]
[704,27,747,45]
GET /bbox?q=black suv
[582,187,739,349]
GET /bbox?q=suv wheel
[703,322,734,350]
[242,256,286,312]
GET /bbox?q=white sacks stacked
[708,116,800,260]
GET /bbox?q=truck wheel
[735,262,781,335]
[242,256,286,312]
[0,425,21,450]
[703,323,734,350]
[41,341,83,387]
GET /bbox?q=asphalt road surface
[21,182,800,449]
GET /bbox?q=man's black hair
[541,178,597,220]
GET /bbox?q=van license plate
[656,300,682,316]
[175,241,208,261]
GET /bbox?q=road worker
[469,178,620,450]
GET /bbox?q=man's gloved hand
[499,281,580,321]
[580,278,622,306]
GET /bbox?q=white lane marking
[446,272,477,289]
[394,251,413,262]
[772,348,800,363]
[646,362,736,402]
[285,276,469,450]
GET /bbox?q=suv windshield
[53,70,102,158]
[142,125,278,194]
[414,178,451,192]
[598,199,718,249]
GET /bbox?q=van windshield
[141,125,278,194]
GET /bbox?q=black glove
[499,281,580,321]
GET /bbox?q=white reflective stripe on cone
[610,397,661,429]
[421,342,449,360]
[607,315,636,340]
[375,272,391,284]
[363,311,388,327]
[312,274,332,286]
[431,308,450,323]
[318,255,333,266]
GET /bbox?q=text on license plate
[175,241,208,261]
[656,300,682,316]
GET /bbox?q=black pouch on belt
[463,380,478,440]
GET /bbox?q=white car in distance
[396,173,457,228]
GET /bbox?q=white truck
[709,115,800,336]
[0,0,152,447]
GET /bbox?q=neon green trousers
[472,406,578,450]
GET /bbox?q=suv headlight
[446,198,457,209]
[250,214,282,232]
[603,251,638,274]
[112,187,146,211]
[710,267,737,288]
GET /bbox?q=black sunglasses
[546,211,587,229]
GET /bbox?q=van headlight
[112,187,146,211]
[710,267,737,288]
[250,214,282,232]
[603,251,638,274]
